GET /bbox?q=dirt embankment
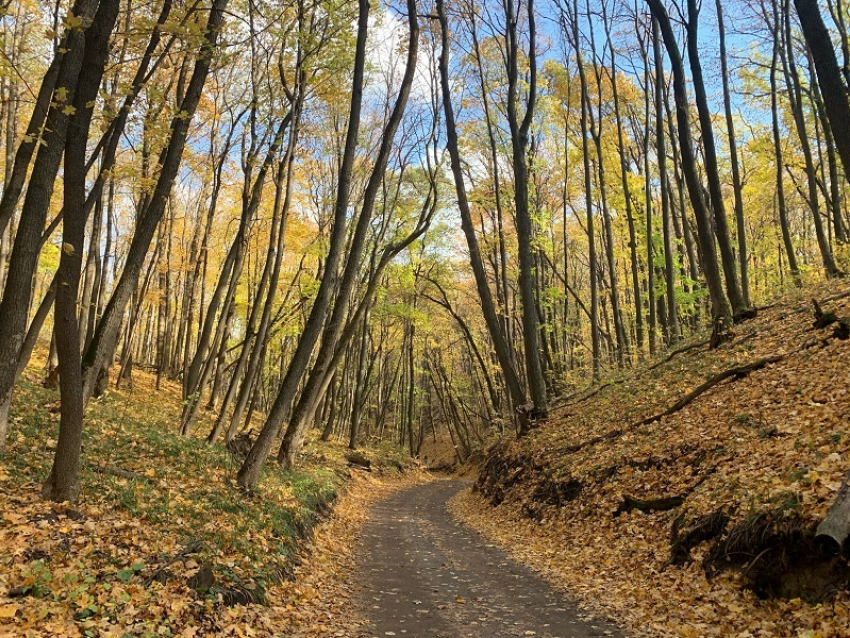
[458,282,850,637]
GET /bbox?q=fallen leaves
[1,360,426,637]
[453,281,850,637]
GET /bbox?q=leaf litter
[0,362,425,637]
[451,281,850,637]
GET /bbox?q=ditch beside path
[352,479,624,638]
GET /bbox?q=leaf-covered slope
[0,365,416,636]
[456,281,850,637]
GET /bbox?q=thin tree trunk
[646,0,730,321]
[716,0,751,305]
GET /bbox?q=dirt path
[352,479,623,638]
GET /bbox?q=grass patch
[0,364,410,634]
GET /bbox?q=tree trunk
[43,0,120,502]
[716,0,750,306]
[0,0,99,448]
[236,0,371,489]
[646,0,730,322]
[81,0,229,404]
[685,0,745,314]
[653,18,678,343]
[507,0,547,418]
[795,0,850,189]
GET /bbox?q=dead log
[347,463,372,473]
[733,307,759,324]
[615,494,685,517]
[816,469,850,554]
[344,450,371,469]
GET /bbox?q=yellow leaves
[62,14,83,30]
[0,603,19,618]
[448,283,850,638]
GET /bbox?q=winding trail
[352,479,623,638]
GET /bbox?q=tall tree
[236,0,373,490]
[646,0,731,321]
[437,0,530,431]
[795,0,850,188]
[716,0,751,305]
[81,0,230,403]
[505,0,548,416]
[43,0,122,502]
[0,0,100,447]
[684,0,746,314]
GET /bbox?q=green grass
[3,372,345,591]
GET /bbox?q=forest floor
[4,282,850,638]
[454,280,850,637]
[0,363,424,637]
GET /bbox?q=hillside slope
[0,365,418,636]
[454,281,850,637]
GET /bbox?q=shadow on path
[353,479,624,638]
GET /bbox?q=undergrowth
[0,365,412,635]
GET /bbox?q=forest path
[352,479,624,638]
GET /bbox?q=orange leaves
[452,281,850,637]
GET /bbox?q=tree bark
[795,0,850,190]
[43,0,121,502]
[437,0,529,426]
[685,0,745,313]
[236,0,370,489]
[646,0,731,322]
[0,0,99,448]
[81,0,229,404]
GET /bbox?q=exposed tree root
[703,510,850,602]
[668,509,729,567]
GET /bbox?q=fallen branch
[347,462,372,473]
[143,540,205,587]
[88,463,151,483]
[615,494,685,517]
[549,355,786,456]
[554,381,615,411]
[634,355,785,428]
[648,338,711,371]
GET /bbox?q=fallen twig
[88,463,151,483]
